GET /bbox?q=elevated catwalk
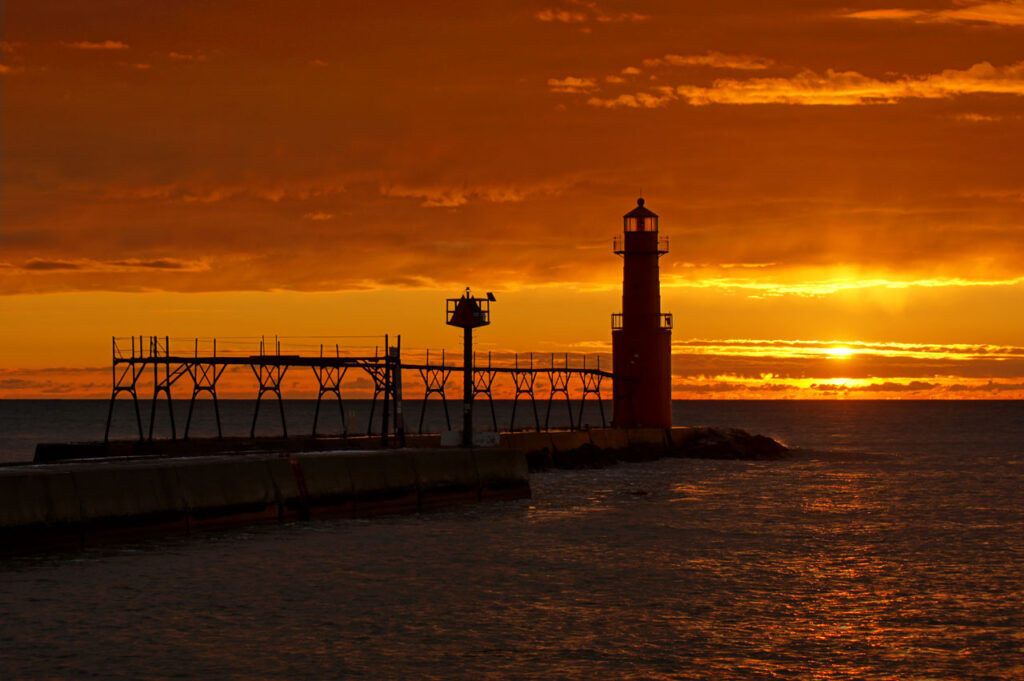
[104,335,613,444]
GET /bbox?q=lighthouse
[612,198,673,428]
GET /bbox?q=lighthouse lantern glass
[624,215,658,232]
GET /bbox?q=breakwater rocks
[507,427,790,471]
[0,448,529,553]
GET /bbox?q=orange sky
[2,1,1024,399]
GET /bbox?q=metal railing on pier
[106,336,614,445]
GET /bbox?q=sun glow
[825,346,856,359]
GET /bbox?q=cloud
[17,258,205,272]
[670,371,1024,399]
[536,1,648,24]
[859,380,939,391]
[66,40,130,50]
[588,88,677,108]
[805,380,940,392]
[947,1,1024,25]
[380,182,554,207]
[667,339,1024,394]
[6,3,1024,302]
[23,259,82,271]
[562,51,775,106]
[535,8,589,23]
[169,51,207,62]
[0,378,34,390]
[581,60,1024,108]
[0,367,112,398]
[846,9,924,21]
[845,2,1024,27]
[663,272,1024,297]
[651,61,1024,107]
[303,211,334,221]
[106,259,197,270]
[0,43,27,74]
[548,76,599,93]
[642,51,774,71]
[100,179,349,204]
[673,339,1024,361]
[954,112,1004,121]
[671,337,1024,358]
[949,380,1024,392]
[309,59,328,67]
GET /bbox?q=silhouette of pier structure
[105,335,612,444]
[403,349,610,434]
[104,198,677,446]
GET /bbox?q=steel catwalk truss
[545,353,575,431]
[105,336,612,444]
[417,349,452,434]
[402,351,611,434]
[472,351,499,432]
[105,335,401,444]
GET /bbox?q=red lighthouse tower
[612,198,672,428]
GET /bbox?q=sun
[825,346,856,359]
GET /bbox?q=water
[4,398,1019,465]
[0,398,614,464]
[1,401,1022,679]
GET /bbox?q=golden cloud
[535,8,589,23]
[845,9,924,21]
[536,1,648,24]
[379,183,548,207]
[846,1,1024,26]
[66,40,130,50]
[669,375,1024,399]
[672,339,1024,362]
[667,336,1024,398]
[583,60,1024,107]
[99,178,350,203]
[169,51,207,62]
[548,76,599,93]
[642,51,774,70]
[588,87,677,108]
[954,112,1004,122]
[663,273,1024,297]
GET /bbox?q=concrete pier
[1,447,530,552]
[6,426,787,553]
[33,427,788,467]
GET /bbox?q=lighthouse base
[611,328,672,428]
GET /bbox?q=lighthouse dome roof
[624,197,658,219]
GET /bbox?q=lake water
[1,400,1022,679]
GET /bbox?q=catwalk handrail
[106,336,613,442]
[111,338,613,377]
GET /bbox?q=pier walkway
[105,336,613,444]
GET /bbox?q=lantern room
[623,198,659,232]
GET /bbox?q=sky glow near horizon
[2,0,1023,399]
